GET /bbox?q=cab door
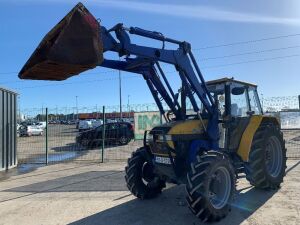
[227,84,251,152]
[227,84,263,152]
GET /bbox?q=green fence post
[45,107,48,165]
[101,106,105,163]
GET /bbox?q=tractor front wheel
[125,148,165,199]
[186,151,236,222]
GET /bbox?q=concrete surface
[0,160,299,225]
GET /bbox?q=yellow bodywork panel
[168,120,208,135]
[237,115,263,161]
[166,120,207,149]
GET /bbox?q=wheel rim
[265,136,283,178]
[209,166,232,209]
[120,136,127,144]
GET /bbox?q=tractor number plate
[155,156,171,165]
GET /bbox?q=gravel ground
[0,160,299,225]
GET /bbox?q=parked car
[17,123,21,137]
[106,119,118,123]
[35,121,46,129]
[67,120,77,125]
[76,122,134,147]
[120,118,134,123]
[21,121,34,127]
[20,125,43,137]
[91,119,103,128]
[78,120,92,132]
[60,120,68,124]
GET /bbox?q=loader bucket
[19,2,103,81]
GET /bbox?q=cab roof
[206,77,257,87]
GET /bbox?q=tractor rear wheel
[245,124,287,189]
[125,148,165,199]
[186,151,236,222]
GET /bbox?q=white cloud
[90,0,300,26]
[11,0,300,26]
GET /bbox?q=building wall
[0,87,17,171]
[134,111,163,140]
[79,112,134,120]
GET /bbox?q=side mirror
[231,87,245,95]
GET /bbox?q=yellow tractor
[19,3,286,222]
[124,77,286,221]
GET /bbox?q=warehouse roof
[0,86,18,95]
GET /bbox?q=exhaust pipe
[19,2,103,81]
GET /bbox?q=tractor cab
[206,78,264,152]
[206,77,263,119]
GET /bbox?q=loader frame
[99,24,220,150]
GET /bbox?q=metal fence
[18,106,144,164]
[17,98,300,164]
[282,129,300,159]
[18,122,144,164]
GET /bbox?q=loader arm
[98,24,219,143]
[101,25,214,114]
[18,3,220,146]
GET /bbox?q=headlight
[146,133,153,141]
[157,134,172,141]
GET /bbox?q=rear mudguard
[188,115,280,163]
[237,115,280,162]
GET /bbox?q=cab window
[248,88,262,115]
[208,83,225,117]
[231,85,248,117]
